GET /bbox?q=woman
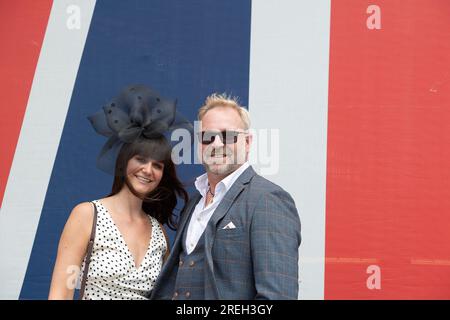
[49,85,191,299]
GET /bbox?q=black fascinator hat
[88,84,193,174]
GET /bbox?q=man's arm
[250,189,301,300]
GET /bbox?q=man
[151,93,301,300]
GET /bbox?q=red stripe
[0,0,53,207]
[326,0,450,299]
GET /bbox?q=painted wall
[1,0,449,299]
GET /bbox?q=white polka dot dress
[79,200,167,300]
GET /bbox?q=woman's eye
[136,157,146,163]
[154,163,163,170]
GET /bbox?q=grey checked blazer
[151,166,301,300]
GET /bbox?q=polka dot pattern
[79,200,166,300]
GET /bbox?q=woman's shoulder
[72,201,96,215]
[59,202,96,244]
[67,202,96,228]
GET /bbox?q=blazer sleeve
[250,189,301,300]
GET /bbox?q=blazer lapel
[207,166,256,230]
[166,192,201,265]
[203,166,256,298]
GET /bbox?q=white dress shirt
[184,162,250,254]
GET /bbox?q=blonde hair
[198,93,251,130]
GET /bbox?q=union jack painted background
[1,0,449,299]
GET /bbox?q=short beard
[204,161,240,176]
[203,151,246,176]
[202,145,247,177]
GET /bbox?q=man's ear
[245,133,253,152]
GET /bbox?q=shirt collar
[194,162,250,197]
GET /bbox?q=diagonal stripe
[0,0,96,299]
[20,0,251,299]
[0,0,53,207]
[248,0,331,299]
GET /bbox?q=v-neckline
[98,200,153,270]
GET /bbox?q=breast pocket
[215,227,246,239]
[212,226,250,263]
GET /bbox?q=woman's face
[125,155,165,195]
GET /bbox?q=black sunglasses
[198,130,247,145]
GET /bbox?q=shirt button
[189,261,195,267]
[179,260,183,267]
[185,292,191,298]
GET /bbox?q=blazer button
[173,292,179,300]
[179,260,183,267]
[185,291,191,298]
[189,261,195,267]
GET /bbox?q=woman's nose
[141,162,154,175]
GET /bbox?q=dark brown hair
[108,135,188,230]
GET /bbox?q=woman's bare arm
[48,202,94,300]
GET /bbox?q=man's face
[198,106,251,176]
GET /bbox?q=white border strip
[0,0,96,299]
[248,0,331,299]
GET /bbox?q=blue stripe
[20,0,251,299]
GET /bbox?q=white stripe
[248,0,331,299]
[0,0,96,299]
